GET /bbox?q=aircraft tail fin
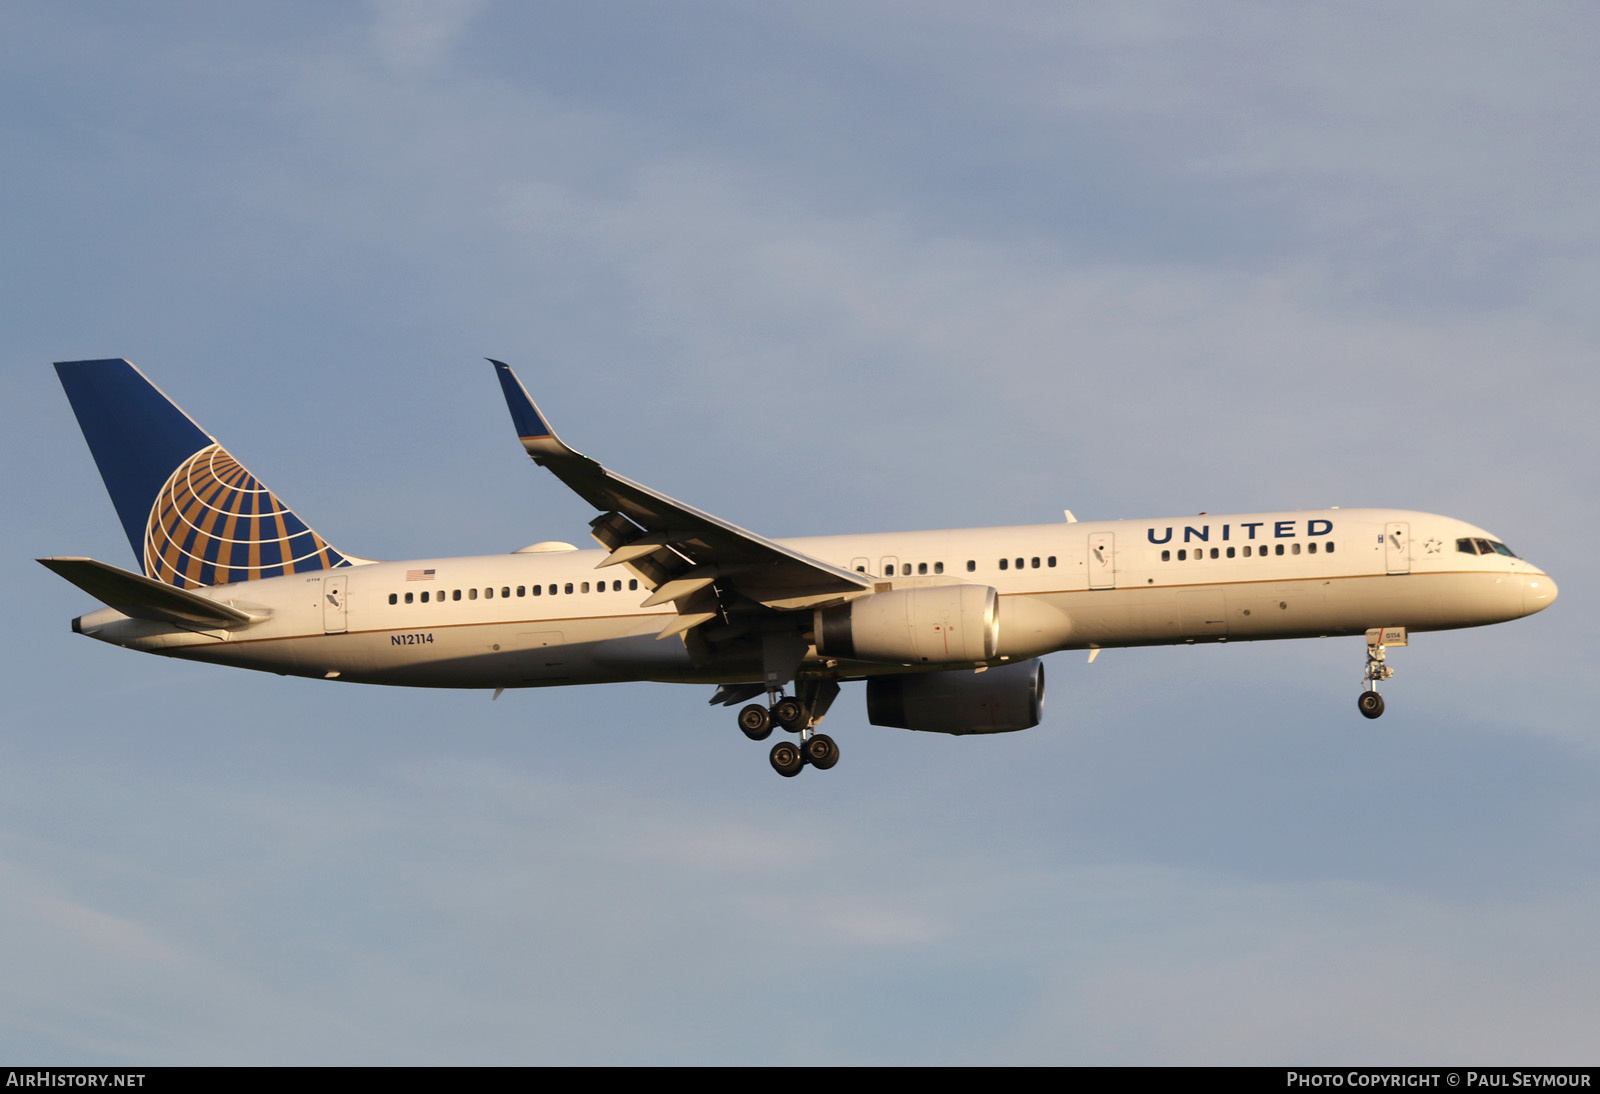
[53,358,349,589]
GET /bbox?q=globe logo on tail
[144,444,346,588]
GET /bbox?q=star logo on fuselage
[1423,537,1442,554]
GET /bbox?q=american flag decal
[406,568,436,581]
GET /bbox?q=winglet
[489,359,579,462]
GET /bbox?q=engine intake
[815,585,999,664]
[867,658,1045,735]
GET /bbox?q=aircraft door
[322,573,349,634]
[1088,533,1115,590]
[1385,522,1410,575]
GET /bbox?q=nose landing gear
[1359,627,1405,720]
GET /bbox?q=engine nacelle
[866,658,1045,735]
[815,585,999,665]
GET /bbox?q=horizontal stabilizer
[38,557,263,628]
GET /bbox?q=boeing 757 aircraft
[43,358,1558,777]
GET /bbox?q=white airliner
[43,358,1558,777]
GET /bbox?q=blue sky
[2,1,1596,1063]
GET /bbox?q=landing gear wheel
[769,740,804,777]
[803,733,839,770]
[1358,690,1385,719]
[738,704,773,741]
[772,697,807,732]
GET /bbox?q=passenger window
[1210,548,1219,559]
[1015,558,1024,570]
[1177,549,1186,561]
[856,566,866,573]
[613,580,622,591]
[485,587,494,599]
[934,562,944,574]
[595,581,604,593]
[502,586,511,598]
[886,564,896,576]
[1226,547,1235,558]
[533,585,542,596]
[389,593,397,605]
[1307,542,1317,554]
[469,588,478,600]
[966,560,975,572]
[517,586,525,597]
[1292,542,1301,555]
[1275,544,1285,556]
[581,582,590,593]
[422,591,431,603]
[629,579,638,590]
[998,559,1008,571]
[1326,542,1335,554]
[564,583,573,594]
[918,562,927,575]
[1162,550,1171,562]
[1047,556,1056,567]
[405,592,414,604]
[453,589,462,601]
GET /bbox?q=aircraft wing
[491,361,871,639]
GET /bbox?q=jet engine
[814,585,999,665]
[866,658,1044,735]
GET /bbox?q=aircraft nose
[1523,572,1557,615]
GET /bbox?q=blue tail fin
[54,359,349,589]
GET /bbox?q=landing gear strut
[1359,627,1404,720]
[735,679,842,777]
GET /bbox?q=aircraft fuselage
[72,507,1556,689]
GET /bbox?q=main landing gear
[737,682,841,778]
[1358,627,1404,720]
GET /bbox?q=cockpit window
[1460,537,1520,559]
